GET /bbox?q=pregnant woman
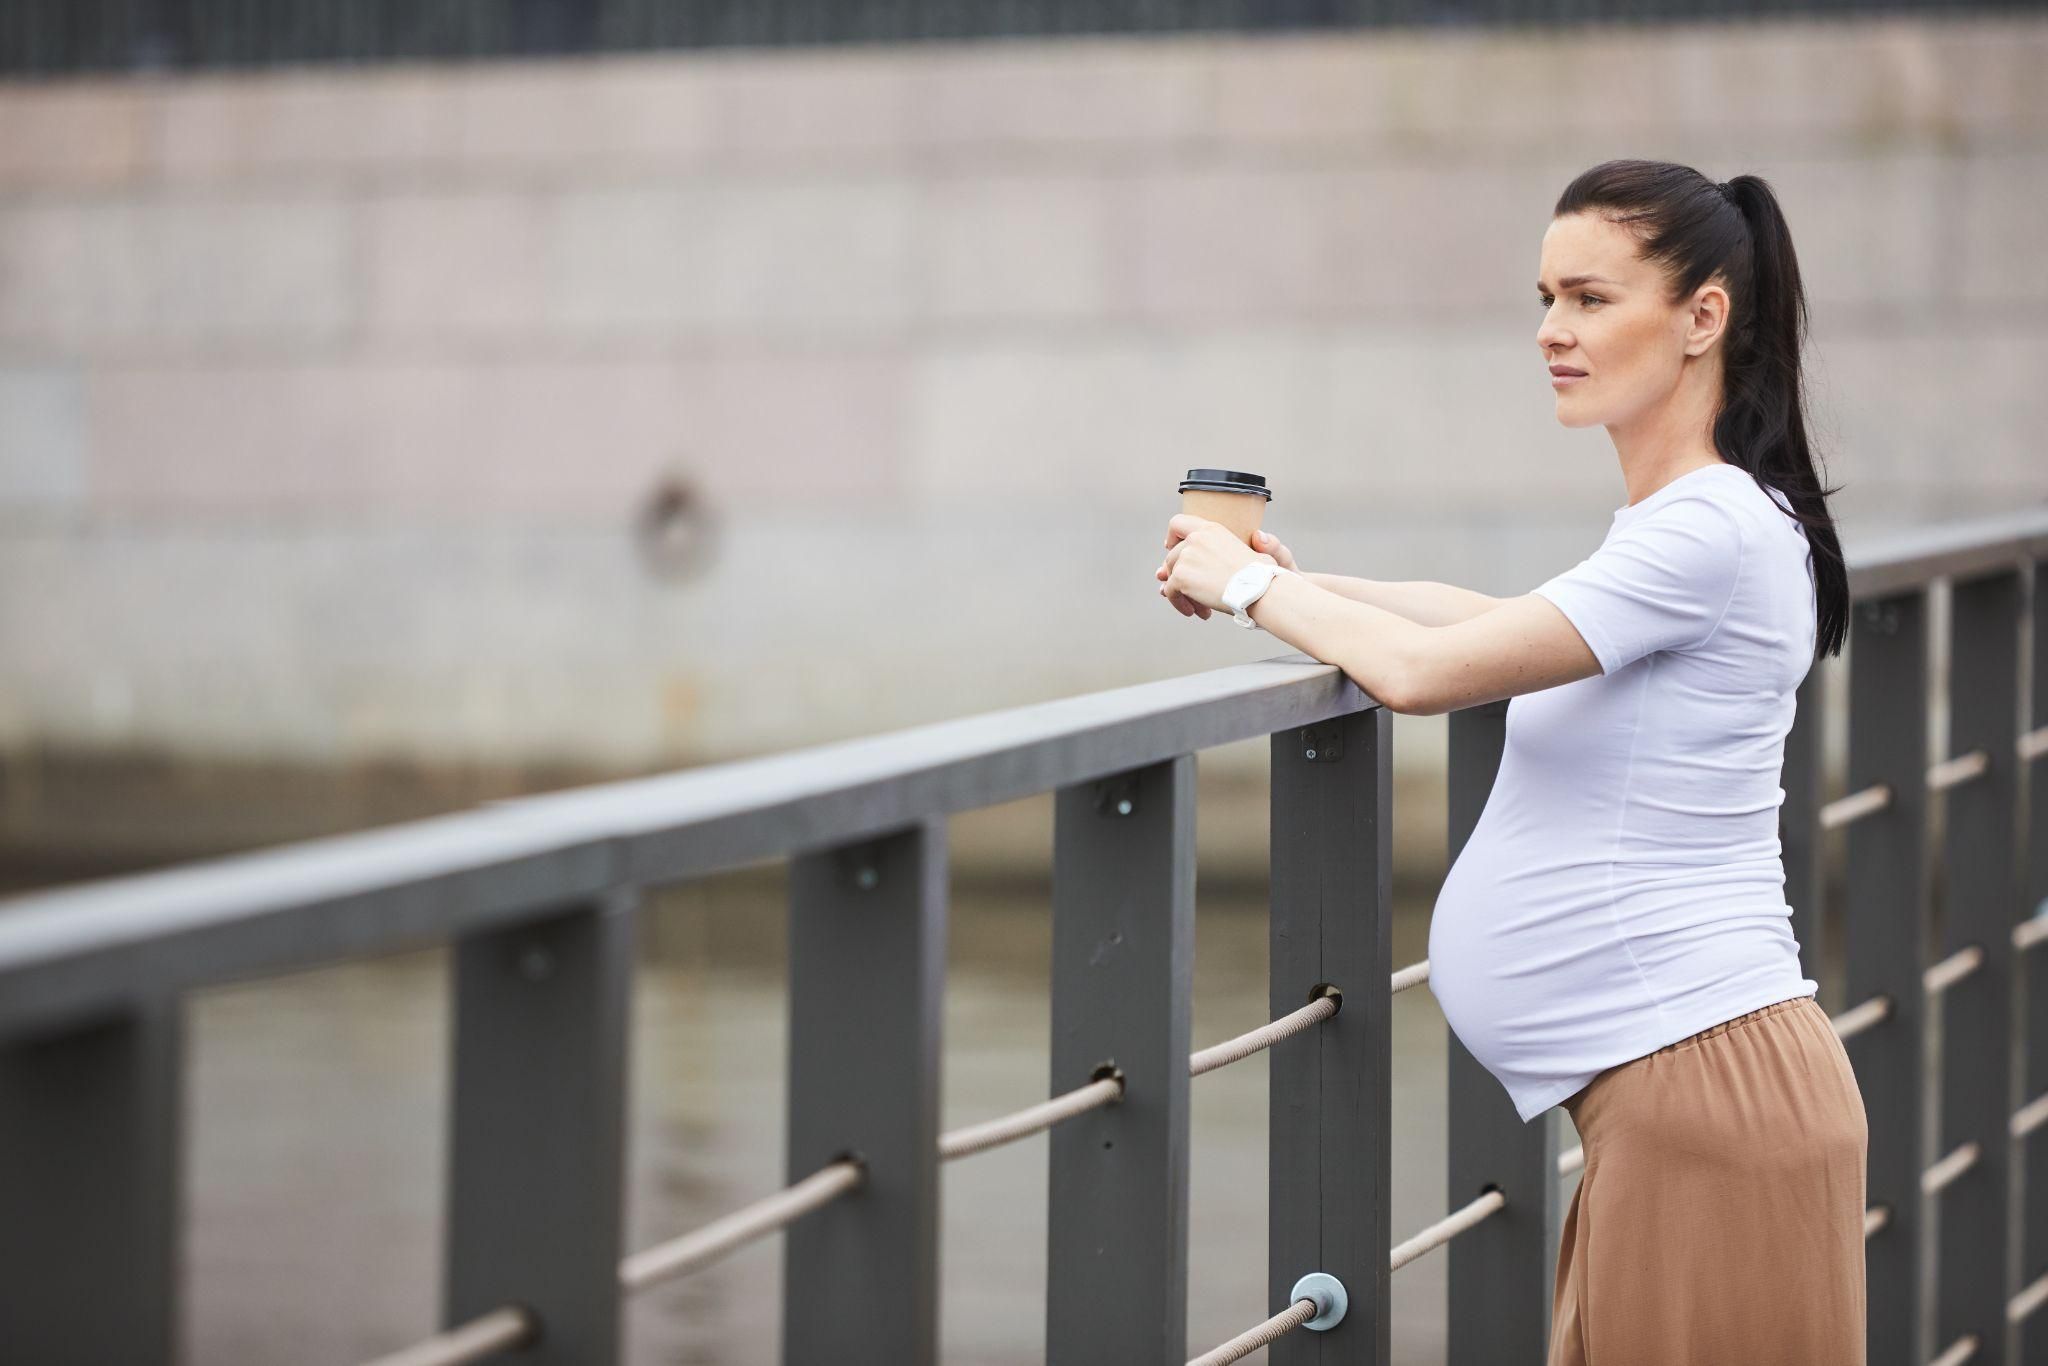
[1156,159,1867,1364]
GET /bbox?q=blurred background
[0,2,2042,1362]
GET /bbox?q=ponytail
[1555,161,1849,661]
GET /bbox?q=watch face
[1224,563,1272,609]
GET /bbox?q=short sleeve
[1531,494,1745,675]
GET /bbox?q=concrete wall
[0,18,2043,867]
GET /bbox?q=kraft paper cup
[1178,468,1272,546]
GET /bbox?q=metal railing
[0,502,2044,1364]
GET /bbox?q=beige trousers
[1547,995,1869,1366]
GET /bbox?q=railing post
[1445,699,1559,1365]
[1783,665,1828,985]
[1846,589,1932,1366]
[1269,707,1392,1365]
[1047,757,1194,1365]
[445,892,636,1364]
[784,821,946,1366]
[1935,570,2022,1365]
[0,997,180,1365]
[2022,557,2048,1366]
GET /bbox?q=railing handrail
[0,654,1368,1036]
[1842,503,2048,599]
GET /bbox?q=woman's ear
[1685,282,1731,358]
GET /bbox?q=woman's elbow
[1346,660,1433,716]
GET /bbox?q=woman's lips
[1550,371,1587,387]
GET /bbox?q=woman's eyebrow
[1536,274,1618,291]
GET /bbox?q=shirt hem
[1508,977,1821,1123]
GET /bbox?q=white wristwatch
[1221,561,1296,629]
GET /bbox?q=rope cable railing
[620,1158,867,1292]
[2021,723,2048,764]
[611,988,1355,1317]
[1921,1142,1981,1197]
[1926,749,1989,793]
[939,1075,1125,1160]
[1819,725,2045,835]
[1390,958,1431,995]
[1831,994,1894,1043]
[1924,945,1986,995]
[2010,1271,2048,1324]
[2011,1091,2048,1139]
[1187,1298,1320,1366]
[1864,1205,1891,1238]
[360,1307,537,1366]
[1819,782,1892,830]
[1390,1188,1507,1272]
[1190,991,1340,1078]
[2015,915,2048,953]
[1186,1273,1347,1366]
[1929,1334,1981,1366]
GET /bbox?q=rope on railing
[1922,1142,1981,1197]
[2020,723,2048,764]
[2010,1270,2048,1324]
[1926,749,1990,793]
[2012,1092,2048,1139]
[940,1075,1125,1159]
[2016,916,2048,953]
[620,1158,866,1292]
[360,1307,537,1366]
[622,989,1338,1300]
[1187,1272,1346,1366]
[1187,1298,1320,1366]
[1924,946,1986,995]
[1190,992,1340,1078]
[1558,1144,1585,1178]
[1819,782,1891,830]
[1391,959,1431,995]
[1832,995,1893,1042]
[1391,1189,1506,1271]
[1929,1334,1980,1366]
[1865,1205,1891,1238]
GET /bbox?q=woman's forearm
[1302,573,1503,628]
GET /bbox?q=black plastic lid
[1178,468,1272,501]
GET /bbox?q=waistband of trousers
[1651,993,1817,1058]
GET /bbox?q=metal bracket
[1092,776,1140,817]
[1298,721,1344,763]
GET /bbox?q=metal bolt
[518,946,555,982]
[854,865,880,891]
[1305,748,1318,760]
[1115,798,1133,816]
[1291,1272,1349,1331]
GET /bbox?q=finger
[1165,513,1208,547]
[1255,530,1294,569]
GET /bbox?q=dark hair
[1553,159,1848,661]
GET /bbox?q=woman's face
[1535,211,1721,431]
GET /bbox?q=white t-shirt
[1427,461,1820,1122]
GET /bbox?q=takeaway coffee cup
[1178,468,1272,546]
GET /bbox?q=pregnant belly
[1426,875,1646,1071]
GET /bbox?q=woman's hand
[1155,514,1269,617]
[1249,528,1299,573]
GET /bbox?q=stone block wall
[0,18,2042,869]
